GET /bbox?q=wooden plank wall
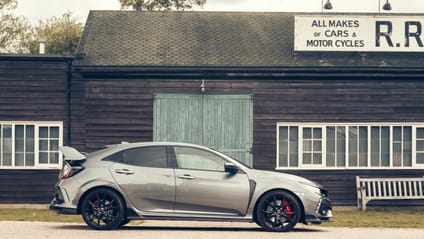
[84,77,424,205]
[0,57,69,203]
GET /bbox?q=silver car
[50,142,332,232]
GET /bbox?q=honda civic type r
[50,142,332,232]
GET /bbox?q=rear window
[104,146,167,168]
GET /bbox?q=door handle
[177,174,196,180]
[114,169,134,175]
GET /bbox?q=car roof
[105,141,213,152]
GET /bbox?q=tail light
[60,161,84,179]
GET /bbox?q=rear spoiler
[60,146,86,161]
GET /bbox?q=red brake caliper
[93,199,100,206]
[283,200,292,218]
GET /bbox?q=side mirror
[224,162,239,174]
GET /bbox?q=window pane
[371,126,380,167]
[303,140,312,151]
[303,128,311,139]
[289,127,298,167]
[326,127,335,167]
[15,153,24,166]
[349,126,358,167]
[50,152,59,164]
[39,152,48,164]
[403,127,412,167]
[15,125,25,153]
[314,128,322,138]
[417,153,424,164]
[25,153,34,166]
[50,140,59,151]
[359,127,368,167]
[393,127,402,167]
[39,127,48,138]
[124,147,167,168]
[26,126,35,153]
[313,140,322,152]
[2,125,12,166]
[39,140,48,151]
[417,128,424,138]
[278,126,288,167]
[417,140,424,151]
[381,127,390,167]
[50,127,59,138]
[303,153,312,164]
[175,147,225,171]
[337,126,346,167]
[313,153,322,164]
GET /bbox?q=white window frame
[0,121,63,170]
[276,122,424,170]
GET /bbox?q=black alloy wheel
[256,190,301,232]
[81,188,125,230]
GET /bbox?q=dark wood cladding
[0,57,70,138]
[0,57,70,204]
[0,170,59,203]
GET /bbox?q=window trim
[276,122,424,170]
[0,121,63,170]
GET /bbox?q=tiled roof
[76,11,424,68]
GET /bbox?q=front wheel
[81,188,125,230]
[256,190,301,232]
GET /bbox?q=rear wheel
[256,190,301,232]
[81,188,125,230]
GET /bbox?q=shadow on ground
[52,224,324,233]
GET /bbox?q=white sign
[295,15,424,52]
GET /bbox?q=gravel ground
[1,220,423,239]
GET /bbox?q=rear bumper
[49,185,79,215]
[49,205,78,215]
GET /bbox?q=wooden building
[1,11,424,206]
[0,55,71,203]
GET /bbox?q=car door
[172,146,250,216]
[108,146,175,213]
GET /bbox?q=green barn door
[154,93,252,166]
[153,94,202,144]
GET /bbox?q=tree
[28,12,83,55]
[119,0,206,11]
[0,0,31,53]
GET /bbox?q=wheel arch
[76,186,127,215]
[252,188,305,224]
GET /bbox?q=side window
[174,147,225,172]
[107,146,167,168]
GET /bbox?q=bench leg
[357,187,367,211]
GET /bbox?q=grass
[0,208,424,228]
[319,209,424,228]
[0,209,83,223]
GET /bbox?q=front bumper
[304,196,332,224]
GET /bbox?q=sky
[14,0,424,25]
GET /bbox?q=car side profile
[50,142,332,232]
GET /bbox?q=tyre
[119,219,131,227]
[256,190,301,232]
[81,188,125,230]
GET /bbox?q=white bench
[356,176,424,211]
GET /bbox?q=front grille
[317,197,332,217]
[320,188,329,197]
